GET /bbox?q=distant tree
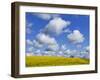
[70,55,74,58]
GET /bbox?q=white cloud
[63,29,72,33]
[57,49,78,57]
[35,13,60,20]
[26,22,33,34]
[80,51,89,59]
[58,51,64,55]
[33,50,42,56]
[67,30,85,44]
[33,40,43,48]
[85,46,89,51]
[37,14,51,20]
[26,22,33,27]
[36,33,57,45]
[80,51,88,54]
[27,46,34,52]
[26,53,33,56]
[64,49,72,54]
[64,49,89,59]
[64,49,79,57]
[45,17,71,35]
[26,39,33,45]
[48,44,59,51]
[56,51,64,56]
[35,50,41,54]
[61,44,67,51]
[43,51,56,56]
[36,33,59,51]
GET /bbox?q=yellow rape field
[26,56,89,67]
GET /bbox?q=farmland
[26,56,89,67]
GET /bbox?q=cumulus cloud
[37,14,51,20]
[35,13,60,20]
[26,39,33,46]
[36,33,59,51]
[44,17,71,35]
[26,22,33,27]
[36,33,57,45]
[61,44,67,51]
[33,40,43,48]
[47,44,59,51]
[85,46,89,52]
[27,46,34,52]
[80,51,89,59]
[26,22,33,34]
[64,49,90,59]
[26,53,33,56]
[35,50,41,54]
[32,50,42,56]
[67,30,85,44]
[43,51,56,56]
[26,14,88,58]
[64,49,80,57]
[29,17,71,53]
[64,49,72,54]
[63,29,72,33]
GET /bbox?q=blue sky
[25,12,90,58]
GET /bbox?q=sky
[25,12,90,58]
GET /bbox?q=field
[26,56,89,67]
